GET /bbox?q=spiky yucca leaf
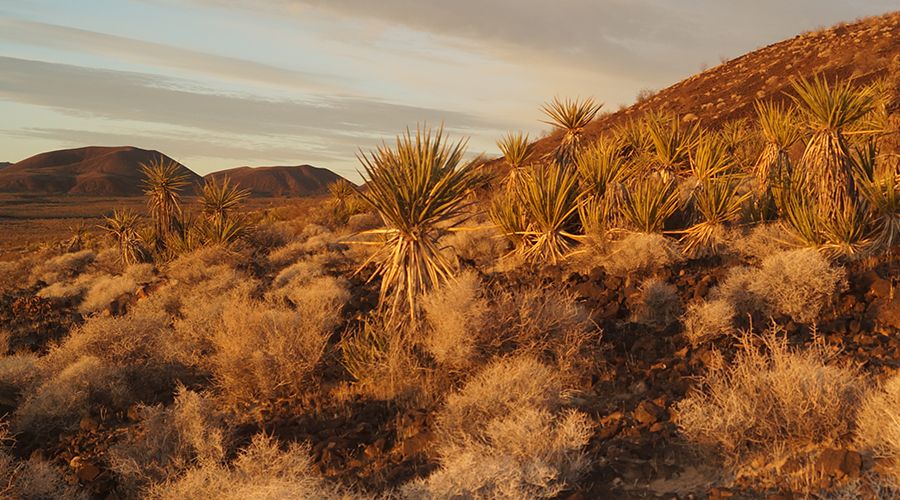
[644,111,700,178]
[354,125,485,319]
[490,190,528,248]
[778,174,822,248]
[719,118,749,154]
[199,175,250,223]
[578,184,625,235]
[755,101,803,198]
[516,162,582,264]
[620,175,681,234]
[574,140,631,195]
[819,202,871,258]
[197,216,247,245]
[855,147,900,252]
[497,131,535,169]
[691,134,735,183]
[328,178,356,202]
[615,119,653,156]
[540,96,603,168]
[141,157,189,248]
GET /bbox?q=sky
[1,1,897,182]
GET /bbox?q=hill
[0,162,10,171]
[204,165,344,197]
[519,11,900,164]
[0,146,203,196]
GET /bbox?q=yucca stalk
[516,162,582,265]
[102,208,148,266]
[682,177,750,257]
[620,175,681,233]
[578,184,625,235]
[354,125,485,320]
[645,111,699,179]
[691,133,735,184]
[199,175,250,223]
[792,75,877,218]
[755,101,803,202]
[141,158,189,250]
[540,96,603,168]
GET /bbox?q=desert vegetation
[2,11,900,500]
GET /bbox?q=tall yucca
[645,111,700,179]
[574,140,630,233]
[354,125,485,319]
[792,75,877,218]
[141,157,189,249]
[199,175,250,223]
[540,96,603,168]
[516,162,581,265]
[496,131,535,191]
[102,208,148,266]
[755,100,803,200]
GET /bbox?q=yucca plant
[328,178,364,224]
[755,100,804,205]
[490,189,529,249]
[199,175,250,223]
[516,162,582,265]
[792,75,877,218]
[540,96,603,168]
[496,131,535,178]
[141,157,190,250]
[354,125,485,320]
[855,142,900,252]
[197,216,247,246]
[615,118,653,156]
[574,140,631,233]
[620,175,681,234]
[645,111,700,179]
[819,202,872,258]
[682,177,750,257]
[778,172,823,248]
[102,208,148,266]
[690,133,735,184]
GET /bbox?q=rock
[816,448,861,479]
[874,296,900,329]
[80,416,99,432]
[870,278,893,299]
[70,456,101,481]
[634,400,665,425]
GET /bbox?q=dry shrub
[340,316,424,402]
[485,286,597,375]
[855,374,900,478]
[748,249,845,323]
[164,246,243,286]
[632,278,682,327]
[78,274,140,313]
[438,225,509,266]
[0,354,48,405]
[271,260,325,288]
[407,357,591,499]
[29,249,97,285]
[421,271,488,367]
[602,233,684,277]
[724,223,794,263]
[144,434,366,500]
[0,429,90,500]
[708,249,845,325]
[110,388,229,495]
[346,211,382,233]
[819,475,900,500]
[677,329,864,473]
[266,224,345,269]
[13,356,131,435]
[682,299,736,346]
[36,273,96,300]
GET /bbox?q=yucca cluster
[354,75,897,322]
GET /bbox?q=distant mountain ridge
[0,146,345,197]
[0,146,201,196]
[205,165,344,197]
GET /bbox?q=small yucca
[690,133,735,184]
[102,209,149,266]
[644,111,700,179]
[755,100,803,205]
[141,157,190,249]
[574,140,630,234]
[540,96,603,168]
[682,177,750,257]
[497,131,535,192]
[516,162,582,265]
[620,175,681,234]
[199,175,250,223]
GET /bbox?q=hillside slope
[204,165,344,197]
[0,146,202,196]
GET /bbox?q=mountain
[0,162,11,171]
[0,146,202,196]
[204,165,344,197]
[517,11,900,164]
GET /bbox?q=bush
[856,374,900,478]
[677,329,864,476]
[682,299,736,346]
[632,278,682,327]
[422,271,488,367]
[602,233,683,277]
[749,249,845,323]
[407,357,591,499]
[29,249,96,285]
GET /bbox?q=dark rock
[816,448,861,479]
[634,400,665,425]
[870,278,893,299]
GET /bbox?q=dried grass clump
[677,329,864,472]
[266,225,344,269]
[602,233,684,277]
[78,274,140,313]
[632,278,682,327]
[0,354,48,403]
[110,388,229,495]
[438,224,508,266]
[29,249,97,285]
[724,223,794,263]
[421,271,488,367]
[408,357,591,499]
[682,299,736,346]
[13,356,130,435]
[271,260,325,288]
[855,375,900,478]
[164,246,242,285]
[144,434,366,500]
[748,249,846,323]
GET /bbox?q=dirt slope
[0,146,203,196]
[204,165,344,197]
